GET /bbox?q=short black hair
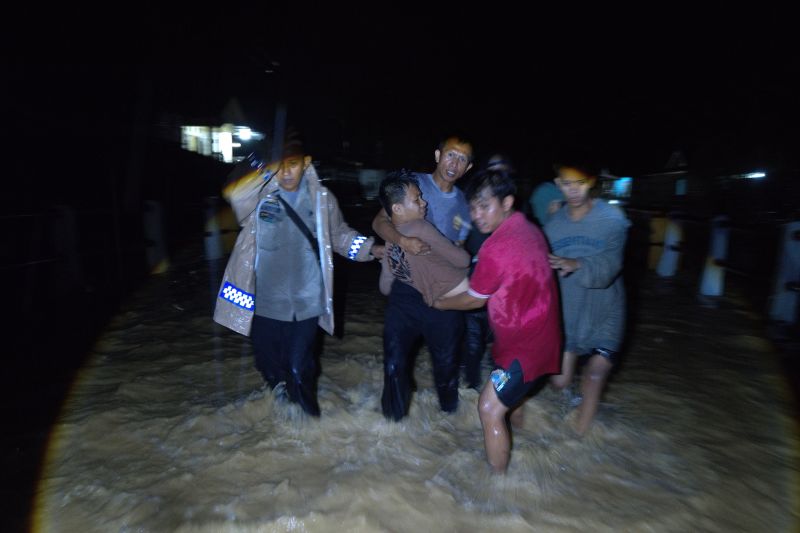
[438,135,475,162]
[465,169,517,202]
[379,170,419,214]
[280,127,305,159]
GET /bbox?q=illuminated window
[181,123,265,163]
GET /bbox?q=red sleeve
[469,243,501,297]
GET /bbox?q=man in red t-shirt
[434,170,561,473]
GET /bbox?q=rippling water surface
[35,261,798,532]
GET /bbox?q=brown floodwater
[34,259,798,532]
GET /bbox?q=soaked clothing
[255,182,324,321]
[379,176,469,420]
[251,315,320,416]
[462,308,491,389]
[214,161,376,416]
[378,220,468,419]
[461,228,493,389]
[214,162,375,336]
[382,281,462,421]
[415,173,471,243]
[379,218,470,306]
[490,359,545,408]
[468,212,561,382]
[544,199,631,354]
[581,347,619,366]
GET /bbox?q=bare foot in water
[573,416,591,436]
[564,410,586,438]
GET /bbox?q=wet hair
[379,169,419,214]
[280,128,305,159]
[438,135,474,162]
[465,169,517,202]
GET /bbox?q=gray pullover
[544,199,631,353]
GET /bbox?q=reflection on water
[35,259,797,532]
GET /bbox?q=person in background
[372,135,474,253]
[544,163,631,435]
[529,180,565,227]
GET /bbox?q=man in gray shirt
[545,163,631,435]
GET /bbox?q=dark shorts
[579,347,619,366]
[490,359,542,408]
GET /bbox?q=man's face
[555,167,595,208]
[434,139,473,185]
[276,155,308,192]
[394,184,427,221]
[469,188,512,234]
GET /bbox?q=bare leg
[509,402,525,429]
[478,381,511,473]
[574,354,613,435]
[549,351,578,390]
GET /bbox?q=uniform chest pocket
[258,198,284,224]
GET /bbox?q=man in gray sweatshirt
[544,164,631,435]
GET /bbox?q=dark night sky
[5,6,799,180]
[169,6,799,175]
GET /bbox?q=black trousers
[461,307,493,389]
[382,281,462,421]
[251,314,321,416]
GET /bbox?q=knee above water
[586,365,612,382]
[478,396,499,418]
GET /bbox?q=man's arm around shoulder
[372,208,431,255]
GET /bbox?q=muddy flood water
[33,251,798,532]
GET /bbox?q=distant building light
[181,124,264,162]
[236,127,252,141]
[219,131,233,163]
[744,172,766,179]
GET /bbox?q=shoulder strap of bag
[277,195,320,261]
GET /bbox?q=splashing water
[34,259,798,532]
